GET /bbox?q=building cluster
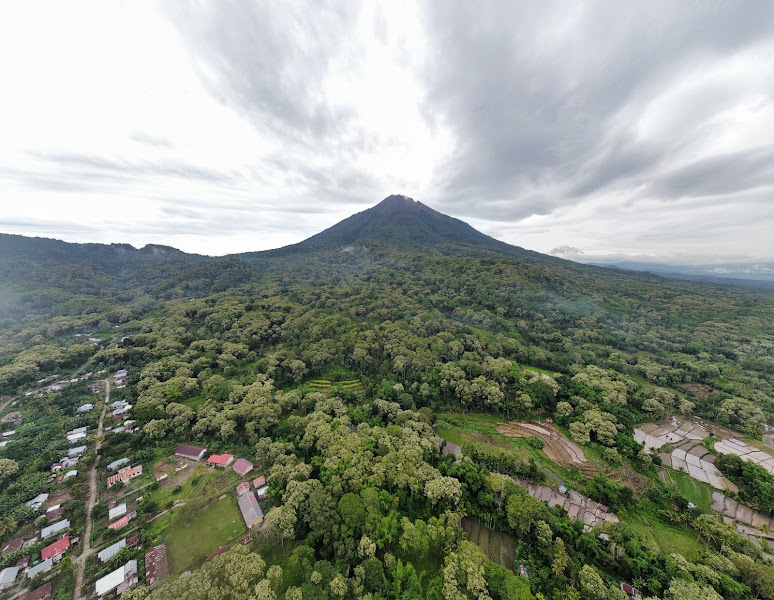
[106,396,135,434]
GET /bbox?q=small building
[66,432,87,443]
[26,581,52,600]
[106,458,130,471]
[252,475,266,488]
[232,458,254,476]
[236,482,251,496]
[68,446,87,457]
[2,430,15,438]
[255,485,269,500]
[108,504,127,521]
[90,383,101,393]
[112,405,132,417]
[238,491,264,528]
[2,537,23,556]
[107,465,142,488]
[46,507,64,522]
[67,426,88,435]
[41,536,70,561]
[97,539,126,563]
[108,515,130,531]
[145,544,169,589]
[15,555,30,568]
[175,445,207,461]
[127,534,140,548]
[207,454,235,468]
[26,559,53,579]
[0,566,20,590]
[25,493,50,511]
[76,404,94,413]
[41,520,70,539]
[62,470,78,480]
[95,560,138,597]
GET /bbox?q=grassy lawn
[165,495,246,573]
[627,504,703,562]
[666,468,713,512]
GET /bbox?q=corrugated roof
[41,536,70,561]
[108,504,127,520]
[97,539,127,563]
[232,458,254,475]
[0,566,20,585]
[238,491,264,527]
[41,520,70,539]
[27,559,53,579]
[95,560,137,596]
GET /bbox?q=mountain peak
[250,195,522,258]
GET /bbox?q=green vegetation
[1,199,774,599]
[667,468,714,513]
[165,495,246,573]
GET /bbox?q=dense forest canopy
[1,197,773,600]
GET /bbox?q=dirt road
[73,379,109,600]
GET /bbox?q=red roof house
[127,535,140,548]
[236,482,250,496]
[108,516,130,530]
[41,536,70,561]
[46,507,64,522]
[106,465,143,488]
[15,555,30,568]
[252,475,266,488]
[1,537,23,556]
[207,454,234,467]
[232,458,254,476]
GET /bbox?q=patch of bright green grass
[667,469,713,512]
[165,495,246,573]
[627,502,703,562]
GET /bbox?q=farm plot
[497,420,596,475]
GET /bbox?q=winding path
[73,379,109,600]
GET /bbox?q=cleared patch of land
[306,378,365,397]
[497,420,597,475]
[461,517,517,572]
[165,495,246,574]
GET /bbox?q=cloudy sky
[1,1,773,262]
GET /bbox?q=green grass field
[665,468,713,512]
[627,503,704,562]
[306,377,366,397]
[165,495,246,573]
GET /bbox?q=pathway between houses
[73,379,109,600]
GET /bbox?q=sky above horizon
[1,2,773,263]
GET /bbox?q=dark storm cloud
[419,1,774,219]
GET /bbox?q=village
[0,368,270,599]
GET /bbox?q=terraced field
[306,378,366,397]
[497,420,597,475]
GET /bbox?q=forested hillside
[1,197,773,600]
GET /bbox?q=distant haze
[1,2,773,261]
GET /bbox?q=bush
[526,435,545,449]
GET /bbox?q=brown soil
[496,420,598,475]
[681,382,714,400]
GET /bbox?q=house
[0,566,20,590]
[90,383,101,393]
[112,404,132,417]
[95,560,138,597]
[0,441,8,449]
[41,520,70,539]
[15,555,30,568]
[255,485,269,500]
[26,581,52,600]
[238,491,264,528]
[62,470,78,480]
[67,426,88,436]
[97,539,126,563]
[2,430,15,438]
[236,482,251,496]
[41,536,70,561]
[108,504,127,521]
[106,465,142,488]
[46,507,64,522]
[127,535,140,548]
[68,446,87,457]
[252,475,266,488]
[145,544,169,589]
[25,493,50,510]
[207,454,234,468]
[620,582,642,599]
[106,458,130,471]
[175,445,207,461]
[2,537,23,556]
[76,404,94,413]
[66,432,87,443]
[108,516,130,530]
[124,420,136,431]
[232,458,254,476]
[26,559,53,579]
